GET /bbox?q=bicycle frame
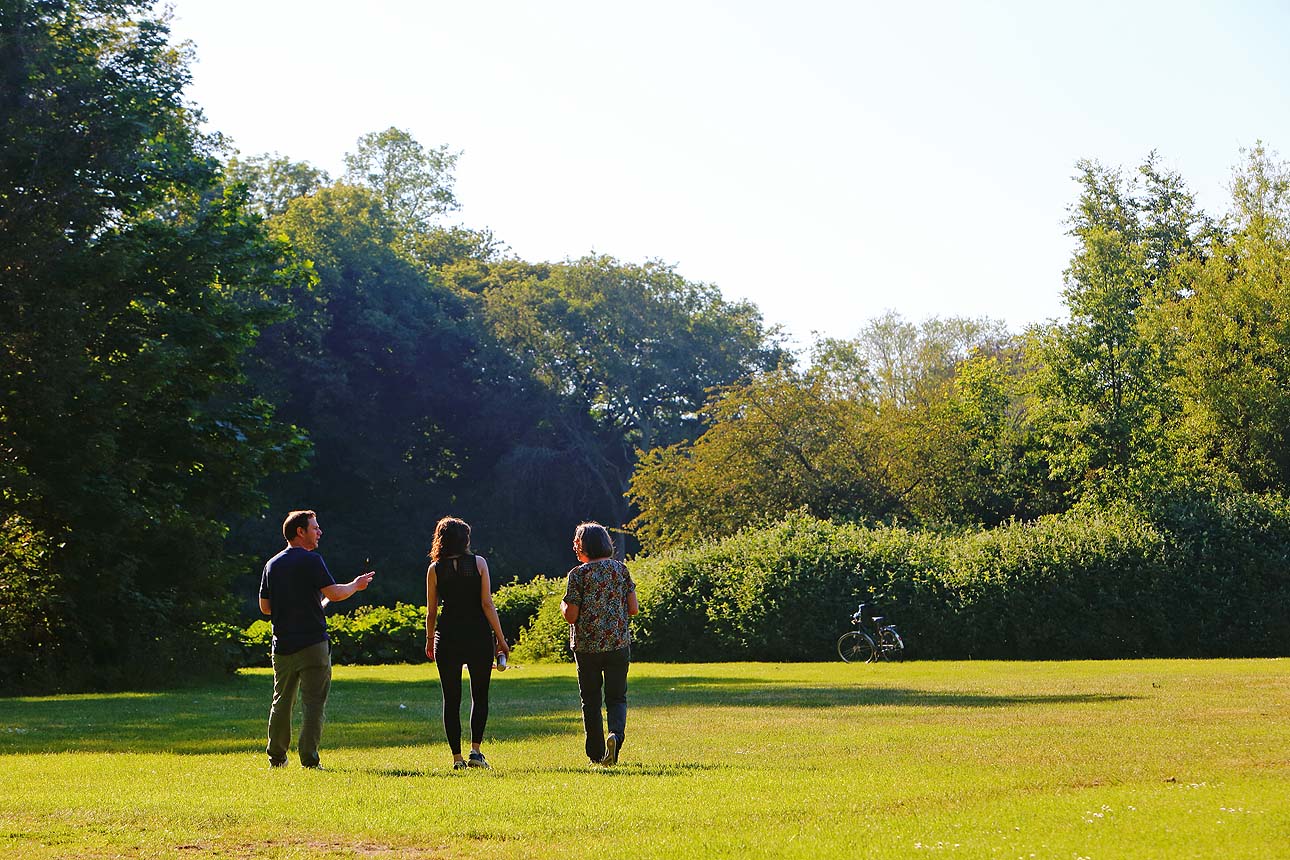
[838,604,905,663]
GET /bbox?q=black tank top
[434,554,490,639]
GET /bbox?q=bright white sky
[167,0,1290,349]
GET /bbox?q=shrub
[493,575,565,644]
[0,516,68,692]
[510,594,573,663]
[631,496,1290,661]
[214,490,1290,667]
[218,604,425,668]
[327,603,425,665]
[630,513,952,661]
[201,621,268,671]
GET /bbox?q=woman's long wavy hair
[429,516,471,563]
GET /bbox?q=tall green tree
[0,0,307,690]
[484,256,785,544]
[342,126,460,233]
[1164,145,1290,492]
[233,184,497,601]
[628,365,895,551]
[1034,159,1189,496]
[225,151,329,218]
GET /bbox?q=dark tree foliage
[0,0,307,691]
[228,221,786,594]
[482,255,787,551]
[228,185,564,602]
[231,185,469,603]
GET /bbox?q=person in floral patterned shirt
[561,521,639,765]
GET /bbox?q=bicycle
[837,603,905,663]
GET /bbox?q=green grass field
[1,659,1286,859]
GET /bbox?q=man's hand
[321,570,376,604]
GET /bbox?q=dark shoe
[268,760,287,769]
[467,751,490,769]
[453,759,469,771]
[600,734,618,766]
[302,762,325,770]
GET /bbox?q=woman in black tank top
[425,516,511,770]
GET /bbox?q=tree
[628,315,1035,549]
[842,312,1007,409]
[1035,159,1176,496]
[628,366,896,551]
[894,344,1061,525]
[342,126,460,232]
[483,256,786,544]
[0,0,308,690]
[232,184,494,602]
[1137,150,1219,298]
[225,151,329,218]
[1164,144,1290,492]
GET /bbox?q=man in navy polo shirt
[259,509,375,768]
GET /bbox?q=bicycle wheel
[879,628,905,662]
[837,631,877,663]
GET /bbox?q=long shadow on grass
[346,761,721,779]
[0,670,1136,756]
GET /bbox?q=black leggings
[434,633,493,755]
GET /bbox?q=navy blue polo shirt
[259,547,337,655]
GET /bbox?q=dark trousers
[435,632,494,755]
[574,645,630,762]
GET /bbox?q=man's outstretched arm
[320,571,375,606]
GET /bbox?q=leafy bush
[217,604,425,668]
[630,513,948,661]
[201,621,267,671]
[211,490,1290,667]
[217,581,574,668]
[631,495,1290,661]
[510,594,573,663]
[327,603,425,665]
[493,575,565,644]
[0,516,67,691]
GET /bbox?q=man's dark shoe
[268,760,287,769]
[600,733,618,766]
[302,762,325,770]
[467,751,491,769]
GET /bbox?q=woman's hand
[496,637,511,656]
[425,640,435,661]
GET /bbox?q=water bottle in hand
[496,650,508,671]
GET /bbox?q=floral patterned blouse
[563,558,635,653]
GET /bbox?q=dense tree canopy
[230,183,518,601]
[1,0,307,689]
[627,318,1033,549]
[1164,145,1290,492]
[482,255,786,545]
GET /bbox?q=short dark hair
[282,510,316,543]
[574,521,614,560]
[430,516,471,562]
